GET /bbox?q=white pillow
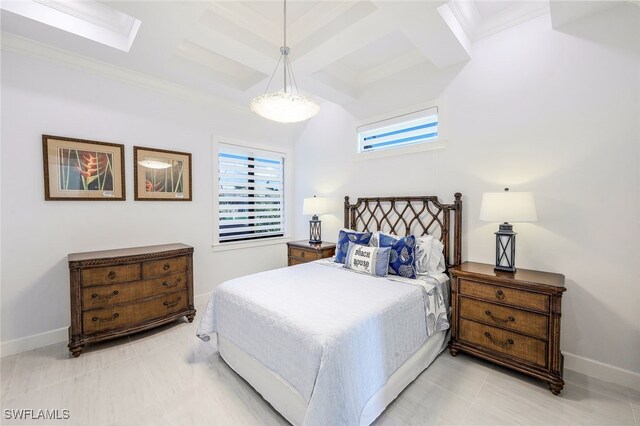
[425,237,446,275]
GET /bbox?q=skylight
[1,0,141,52]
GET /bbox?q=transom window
[217,144,285,243]
[357,106,439,153]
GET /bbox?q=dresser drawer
[459,279,549,312]
[142,256,187,278]
[289,248,317,261]
[459,319,547,367]
[459,297,548,339]
[82,264,141,287]
[82,291,188,334]
[81,272,187,310]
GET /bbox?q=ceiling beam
[292,10,396,76]
[372,0,471,69]
[187,26,275,76]
[549,0,618,29]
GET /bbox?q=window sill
[354,139,447,162]
[212,236,292,252]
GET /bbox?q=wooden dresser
[287,240,336,266]
[68,244,196,357]
[449,262,566,394]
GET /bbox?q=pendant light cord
[283,0,287,92]
[259,0,302,96]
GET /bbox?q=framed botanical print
[42,135,126,201]
[133,146,192,201]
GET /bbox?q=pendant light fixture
[250,0,320,123]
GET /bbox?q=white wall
[294,11,640,376]
[0,48,297,350]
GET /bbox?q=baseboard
[1,327,68,357]
[195,291,212,307]
[1,292,214,358]
[564,351,640,392]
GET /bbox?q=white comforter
[197,260,449,426]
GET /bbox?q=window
[217,144,285,244]
[357,106,439,153]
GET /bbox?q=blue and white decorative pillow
[344,242,391,277]
[378,234,417,278]
[334,228,372,264]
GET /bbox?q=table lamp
[479,188,537,272]
[303,195,328,243]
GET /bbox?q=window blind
[218,145,285,243]
[357,107,439,153]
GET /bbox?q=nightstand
[287,240,336,266]
[449,262,566,395]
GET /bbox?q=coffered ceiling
[1,1,637,120]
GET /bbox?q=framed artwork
[133,146,192,201]
[42,135,125,201]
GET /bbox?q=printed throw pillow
[373,232,444,276]
[413,235,433,275]
[344,242,391,277]
[334,228,373,264]
[378,234,417,279]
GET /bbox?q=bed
[197,194,462,426]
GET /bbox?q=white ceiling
[1,0,636,120]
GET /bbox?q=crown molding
[446,0,550,42]
[1,32,252,117]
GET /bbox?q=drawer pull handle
[301,252,305,258]
[163,263,170,270]
[484,332,514,347]
[495,289,505,300]
[485,310,515,324]
[92,313,119,322]
[162,280,180,288]
[163,297,182,308]
[108,271,116,279]
[91,290,119,300]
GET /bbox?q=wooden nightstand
[287,240,336,266]
[449,262,566,395]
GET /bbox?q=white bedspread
[197,260,449,426]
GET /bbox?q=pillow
[427,238,446,274]
[371,231,445,275]
[334,228,372,264]
[378,234,417,278]
[414,235,434,275]
[344,242,391,277]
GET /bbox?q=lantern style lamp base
[494,222,517,273]
[309,215,322,244]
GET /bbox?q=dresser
[287,240,336,266]
[68,244,196,357]
[449,262,566,394]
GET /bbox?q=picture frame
[133,146,192,201]
[42,135,126,201]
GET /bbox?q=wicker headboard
[343,193,462,268]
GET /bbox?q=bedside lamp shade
[303,197,328,216]
[480,189,537,272]
[303,196,328,243]
[479,191,537,223]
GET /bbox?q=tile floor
[1,305,638,426]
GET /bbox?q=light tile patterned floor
[1,305,638,426]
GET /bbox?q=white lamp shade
[479,191,537,223]
[303,197,328,215]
